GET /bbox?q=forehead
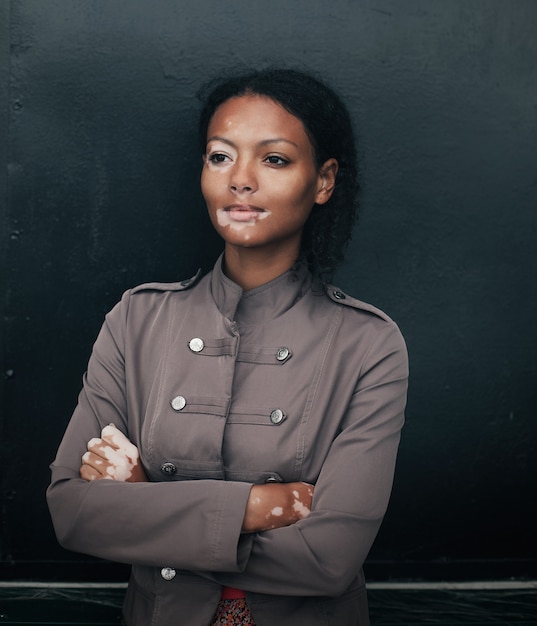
[207,95,312,148]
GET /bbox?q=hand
[242,481,314,533]
[80,423,148,483]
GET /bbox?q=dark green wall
[1,0,536,580]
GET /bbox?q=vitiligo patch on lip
[216,207,270,231]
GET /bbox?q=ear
[315,158,339,205]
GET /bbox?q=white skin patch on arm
[292,498,311,519]
[270,506,284,516]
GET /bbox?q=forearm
[47,468,253,570]
[201,350,408,596]
[241,482,313,533]
[202,511,382,597]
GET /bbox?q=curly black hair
[197,68,359,283]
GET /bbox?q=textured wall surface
[1,0,536,580]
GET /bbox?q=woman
[47,68,408,625]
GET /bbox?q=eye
[264,155,290,166]
[207,152,231,164]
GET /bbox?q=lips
[224,204,265,222]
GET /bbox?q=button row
[170,395,287,426]
[188,337,292,363]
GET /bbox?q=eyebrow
[206,136,298,148]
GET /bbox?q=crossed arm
[80,423,314,533]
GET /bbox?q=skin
[201,94,337,291]
[80,426,312,532]
[80,95,339,531]
[80,424,147,483]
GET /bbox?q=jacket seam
[294,306,343,478]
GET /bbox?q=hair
[197,68,359,283]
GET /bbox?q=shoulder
[324,285,394,324]
[129,269,202,296]
[107,269,204,326]
[325,285,408,374]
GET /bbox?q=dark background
[1,0,536,582]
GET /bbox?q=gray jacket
[47,256,408,625]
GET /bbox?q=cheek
[201,167,228,205]
[272,172,318,210]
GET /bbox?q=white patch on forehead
[270,506,283,517]
[292,490,299,498]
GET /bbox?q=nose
[229,158,257,194]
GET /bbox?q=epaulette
[325,285,393,322]
[130,268,202,295]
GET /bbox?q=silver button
[270,409,285,424]
[161,567,176,581]
[161,462,177,475]
[333,290,346,300]
[276,347,290,361]
[170,395,186,411]
[188,337,205,352]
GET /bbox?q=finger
[87,437,108,456]
[82,450,110,474]
[101,424,139,461]
[87,438,127,466]
[80,463,111,481]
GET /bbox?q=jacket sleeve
[200,322,408,597]
[46,291,254,572]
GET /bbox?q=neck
[223,245,300,291]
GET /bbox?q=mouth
[223,204,266,222]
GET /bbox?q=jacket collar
[209,253,312,325]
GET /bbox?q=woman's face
[201,94,336,257]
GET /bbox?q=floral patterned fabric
[210,599,257,625]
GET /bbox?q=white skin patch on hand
[100,444,134,482]
[83,424,139,482]
[270,506,284,517]
[102,424,139,460]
